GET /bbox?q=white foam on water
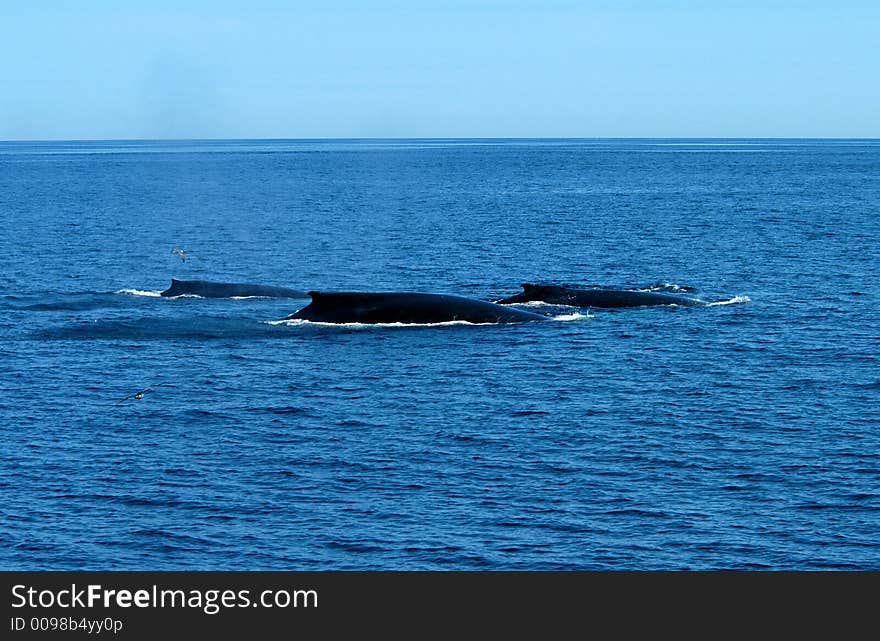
[635,283,692,293]
[512,300,579,308]
[708,295,751,306]
[265,318,500,328]
[115,289,162,297]
[551,312,592,321]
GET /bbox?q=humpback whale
[287,291,549,324]
[495,283,705,308]
[161,278,308,299]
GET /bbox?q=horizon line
[2,136,880,144]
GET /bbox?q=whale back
[291,291,547,324]
[495,283,563,305]
[498,283,704,308]
[161,278,307,298]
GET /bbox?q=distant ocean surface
[1,138,878,570]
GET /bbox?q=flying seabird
[115,384,163,405]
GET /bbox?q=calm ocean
[1,139,878,570]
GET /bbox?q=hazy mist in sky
[1,1,878,139]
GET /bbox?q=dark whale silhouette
[287,291,549,324]
[495,283,705,308]
[161,278,308,299]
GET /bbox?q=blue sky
[1,1,878,139]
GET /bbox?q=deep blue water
[1,138,878,570]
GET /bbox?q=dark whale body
[161,278,308,299]
[496,283,705,308]
[288,291,548,324]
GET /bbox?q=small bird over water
[115,384,163,405]
[171,247,186,263]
